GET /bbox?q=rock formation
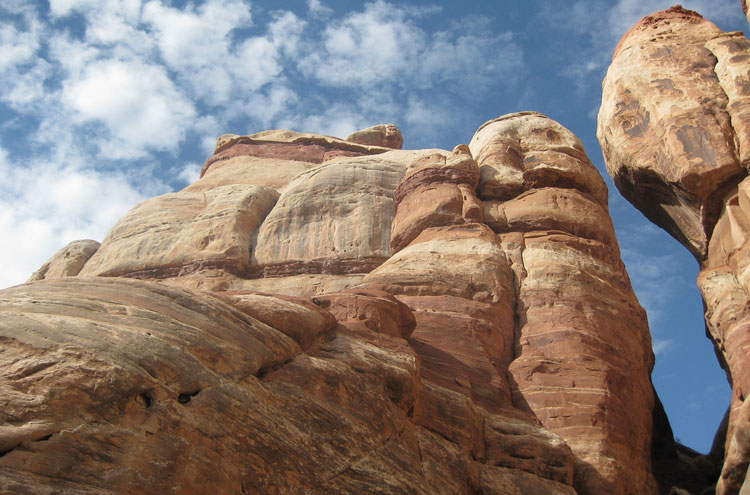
[598,5,750,494]
[4,114,660,494]
[27,239,100,281]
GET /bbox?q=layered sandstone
[12,118,663,494]
[598,6,750,494]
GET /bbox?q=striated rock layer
[9,118,661,494]
[598,5,750,494]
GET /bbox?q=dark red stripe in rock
[201,140,386,177]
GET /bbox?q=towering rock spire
[599,6,750,494]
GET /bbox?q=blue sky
[0,0,746,452]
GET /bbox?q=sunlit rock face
[9,118,657,495]
[598,6,750,494]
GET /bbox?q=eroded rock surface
[27,239,100,282]
[6,118,661,494]
[598,6,750,494]
[345,123,404,149]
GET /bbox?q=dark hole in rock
[177,390,201,404]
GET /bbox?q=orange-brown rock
[598,6,750,494]
[390,145,482,253]
[6,115,664,494]
[312,288,416,339]
[599,6,748,259]
[469,111,608,206]
[468,113,655,495]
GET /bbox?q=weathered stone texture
[599,6,748,259]
[6,118,661,494]
[345,123,404,149]
[27,239,100,282]
[598,6,750,494]
[79,184,279,285]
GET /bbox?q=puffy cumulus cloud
[300,0,521,91]
[173,162,203,187]
[50,0,149,53]
[241,85,300,128]
[142,0,251,69]
[305,0,425,86]
[0,146,153,289]
[142,1,303,107]
[62,58,196,158]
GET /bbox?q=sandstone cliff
[5,115,660,494]
[598,5,750,494]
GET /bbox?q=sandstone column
[598,6,750,494]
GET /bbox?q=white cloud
[62,58,196,158]
[299,1,521,94]
[142,0,251,69]
[233,36,284,90]
[267,11,306,56]
[0,146,152,289]
[403,96,453,144]
[304,0,424,87]
[307,0,332,16]
[0,21,41,71]
[243,85,300,128]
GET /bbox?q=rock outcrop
[27,239,100,281]
[345,123,404,149]
[598,6,750,494]
[9,118,658,494]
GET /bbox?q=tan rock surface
[12,115,664,494]
[27,239,100,282]
[251,156,404,278]
[79,184,279,283]
[465,112,656,495]
[598,6,750,494]
[470,111,607,206]
[202,129,393,178]
[390,145,482,253]
[598,6,747,258]
[345,123,404,149]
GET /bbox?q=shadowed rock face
[9,118,658,494]
[598,6,750,494]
